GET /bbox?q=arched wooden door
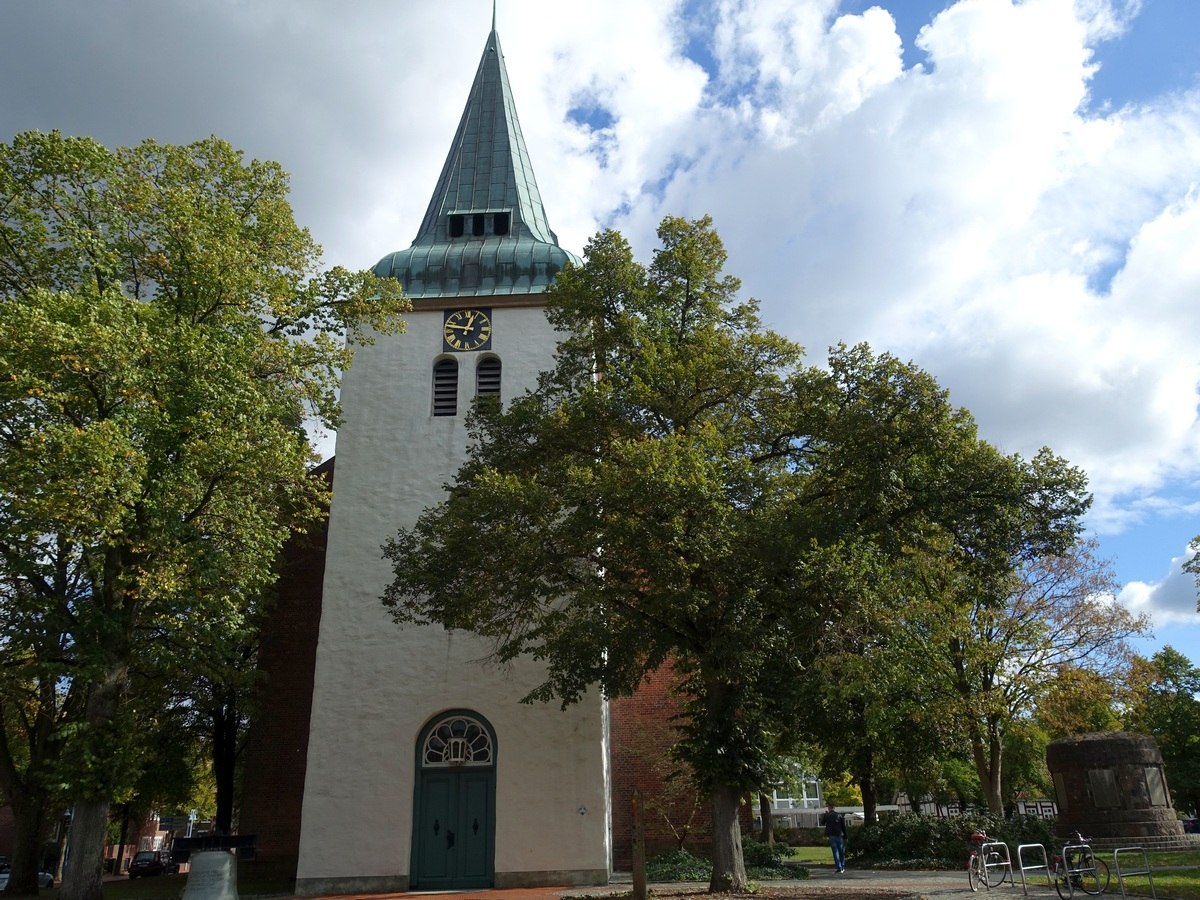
[411,711,496,889]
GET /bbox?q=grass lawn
[784,845,836,865]
[785,843,1200,900]
[1097,849,1200,900]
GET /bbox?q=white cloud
[3,0,1200,652]
[613,0,1200,541]
[1118,544,1200,625]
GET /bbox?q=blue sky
[2,0,1199,666]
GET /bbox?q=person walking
[819,801,848,873]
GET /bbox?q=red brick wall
[237,459,333,881]
[609,666,752,871]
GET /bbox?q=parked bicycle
[967,830,1009,892]
[1052,832,1110,898]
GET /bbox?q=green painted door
[413,768,494,888]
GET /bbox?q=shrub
[741,836,787,869]
[646,849,710,882]
[644,841,809,883]
[773,826,801,847]
[849,813,1057,869]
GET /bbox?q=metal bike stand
[981,840,1015,890]
[1059,838,1105,899]
[1016,843,1053,895]
[1114,847,1156,900]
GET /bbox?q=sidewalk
[299,866,985,900]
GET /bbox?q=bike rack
[1062,840,1098,879]
[980,841,1014,891]
[1015,843,1053,895]
[1113,847,1156,900]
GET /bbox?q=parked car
[127,850,179,878]
[0,869,55,889]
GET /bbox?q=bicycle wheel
[985,853,1008,888]
[1076,859,1110,895]
[1054,861,1074,900]
[968,853,982,892]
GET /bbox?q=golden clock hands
[445,322,476,332]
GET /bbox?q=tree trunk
[708,783,747,893]
[212,697,240,834]
[857,746,879,824]
[61,797,109,900]
[53,812,70,883]
[967,715,1004,815]
[758,792,773,844]
[985,715,1004,815]
[2,790,50,897]
[860,775,878,825]
[60,667,125,900]
[115,803,131,875]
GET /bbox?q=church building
[238,18,738,895]
[246,21,608,897]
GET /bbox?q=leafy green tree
[1183,545,1200,612]
[382,216,1087,891]
[0,130,405,900]
[1000,717,1052,804]
[818,775,862,807]
[1124,647,1200,816]
[795,554,959,823]
[159,583,268,836]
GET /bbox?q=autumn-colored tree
[1034,663,1127,737]
[907,539,1147,814]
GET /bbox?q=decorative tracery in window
[422,715,494,767]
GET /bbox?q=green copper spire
[374,24,579,299]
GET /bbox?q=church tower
[292,22,609,896]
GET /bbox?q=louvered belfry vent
[476,357,501,397]
[433,358,459,416]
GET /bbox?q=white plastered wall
[295,301,611,893]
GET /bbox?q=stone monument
[1046,731,1184,840]
[181,851,238,900]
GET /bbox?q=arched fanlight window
[433,358,458,416]
[421,714,494,768]
[476,356,501,398]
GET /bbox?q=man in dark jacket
[818,802,848,873]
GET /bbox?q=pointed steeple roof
[374,25,579,299]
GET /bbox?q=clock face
[442,308,492,352]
